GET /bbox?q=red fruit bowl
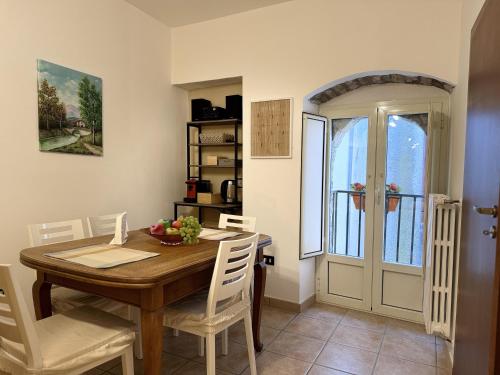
[144,228,183,246]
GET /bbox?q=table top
[20,229,272,288]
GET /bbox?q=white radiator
[423,194,461,339]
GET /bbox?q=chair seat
[164,290,250,334]
[51,287,128,318]
[0,306,135,372]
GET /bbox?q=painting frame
[250,97,293,159]
[37,59,103,156]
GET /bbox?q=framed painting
[251,98,292,158]
[37,59,103,156]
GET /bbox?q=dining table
[20,229,271,375]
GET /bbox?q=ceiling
[125,0,293,27]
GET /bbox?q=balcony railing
[330,190,425,265]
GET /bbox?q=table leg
[252,258,267,352]
[141,287,164,375]
[32,271,52,320]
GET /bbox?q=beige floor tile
[266,331,325,362]
[174,361,232,375]
[374,355,436,375]
[437,344,452,370]
[302,303,347,322]
[315,342,377,375]
[241,351,311,375]
[329,324,383,352]
[385,318,436,343]
[193,340,254,374]
[285,314,338,340]
[307,364,349,374]
[163,331,204,360]
[340,310,387,333]
[229,320,280,347]
[380,335,436,366]
[108,353,187,375]
[261,305,297,330]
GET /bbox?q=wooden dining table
[20,229,271,375]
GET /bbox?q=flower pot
[352,193,365,211]
[387,196,400,212]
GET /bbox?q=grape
[177,216,201,245]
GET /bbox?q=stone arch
[308,72,454,104]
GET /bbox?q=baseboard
[264,294,316,313]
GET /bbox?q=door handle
[473,205,498,218]
[483,226,497,239]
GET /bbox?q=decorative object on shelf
[37,59,103,156]
[206,155,220,166]
[226,95,242,119]
[199,132,235,144]
[220,180,236,203]
[251,98,292,158]
[148,216,202,245]
[184,179,197,203]
[196,180,212,193]
[202,106,227,120]
[351,182,366,211]
[386,183,401,212]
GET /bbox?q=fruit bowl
[144,229,183,246]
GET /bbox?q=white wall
[172,0,462,304]
[0,0,187,308]
[449,0,486,199]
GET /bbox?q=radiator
[423,194,461,339]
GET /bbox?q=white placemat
[46,244,159,269]
[198,228,241,241]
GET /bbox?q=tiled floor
[91,303,453,375]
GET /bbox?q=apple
[166,228,180,235]
[150,223,165,235]
[159,219,172,229]
[171,220,182,229]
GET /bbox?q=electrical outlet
[264,255,275,266]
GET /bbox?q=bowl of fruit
[147,216,202,246]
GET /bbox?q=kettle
[220,180,236,203]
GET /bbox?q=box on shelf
[199,133,235,144]
[218,159,242,167]
[206,155,222,166]
[197,193,223,204]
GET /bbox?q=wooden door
[453,0,500,373]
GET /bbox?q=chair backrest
[27,219,85,247]
[0,264,42,368]
[87,213,126,237]
[206,233,259,317]
[218,214,257,232]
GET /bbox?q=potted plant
[386,182,401,212]
[350,182,366,211]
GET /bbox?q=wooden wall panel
[251,99,292,158]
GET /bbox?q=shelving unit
[175,118,243,221]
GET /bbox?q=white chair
[87,213,129,237]
[27,218,143,360]
[0,264,135,374]
[27,219,85,247]
[164,234,259,375]
[218,214,257,232]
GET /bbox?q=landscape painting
[37,60,103,156]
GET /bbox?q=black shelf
[187,119,242,126]
[189,143,242,147]
[189,164,242,168]
[173,201,242,218]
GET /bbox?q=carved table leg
[252,256,267,352]
[141,287,164,375]
[32,271,52,320]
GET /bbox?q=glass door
[318,107,377,311]
[318,103,431,321]
[372,104,430,322]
